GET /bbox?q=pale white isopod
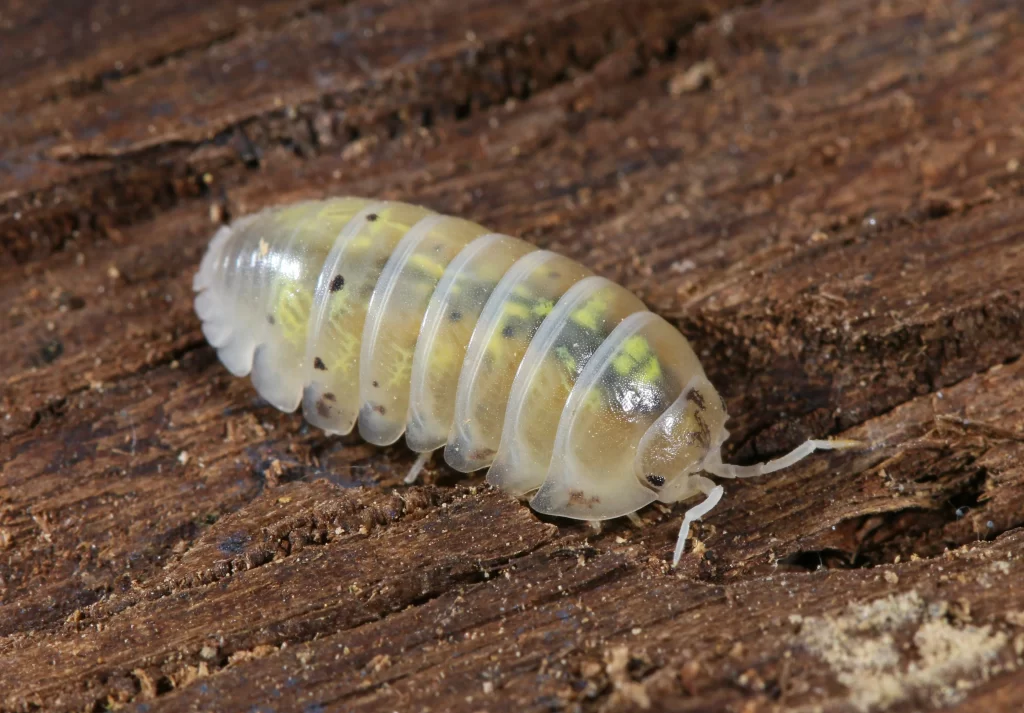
[193,197,858,565]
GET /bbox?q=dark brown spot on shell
[316,399,332,418]
[467,448,496,462]
[266,314,275,325]
[689,388,707,411]
[696,412,711,448]
[449,310,462,322]
[684,411,712,450]
[646,474,666,487]
[372,380,379,388]
[501,325,515,338]
[314,357,327,371]
[323,392,337,402]
[330,275,345,292]
[366,213,378,222]
[568,489,600,506]
[374,404,387,415]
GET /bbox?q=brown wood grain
[1,0,1022,711]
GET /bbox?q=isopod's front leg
[672,476,723,567]
[404,450,434,484]
[626,512,645,528]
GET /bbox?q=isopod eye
[634,375,728,502]
[645,474,667,488]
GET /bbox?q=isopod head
[633,374,729,503]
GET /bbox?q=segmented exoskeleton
[194,198,857,565]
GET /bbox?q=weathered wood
[1,0,1022,711]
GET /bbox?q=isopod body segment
[194,197,856,565]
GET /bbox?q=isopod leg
[672,476,723,568]
[702,438,863,479]
[404,450,433,485]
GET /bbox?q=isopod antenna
[671,437,864,567]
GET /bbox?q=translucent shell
[531,311,706,520]
[405,234,536,452]
[445,250,592,472]
[302,201,434,435]
[195,199,365,410]
[357,215,490,445]
[487,276,648,495]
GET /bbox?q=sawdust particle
[669,60,718,95]
[605,646,651,710]
[798,591,1008,711]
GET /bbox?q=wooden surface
[2,0,1023,711]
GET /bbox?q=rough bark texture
[2,1,1023,711]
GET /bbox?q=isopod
[193,197,857,565]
